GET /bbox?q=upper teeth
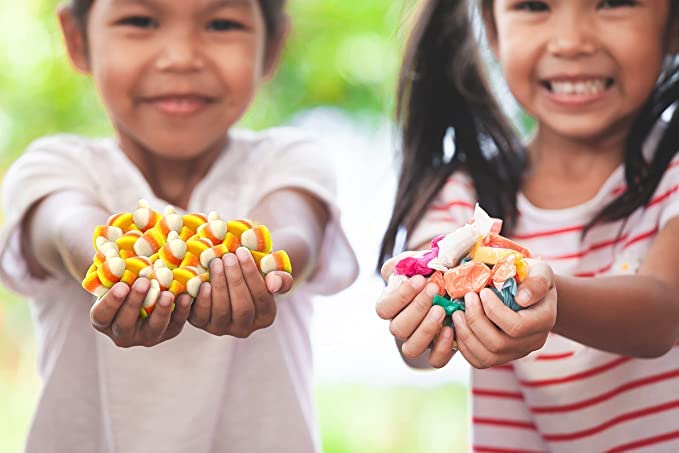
[550,79,607,95]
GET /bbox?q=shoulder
[10,134,115,170]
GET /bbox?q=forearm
[26,191,107,282]
[553,274,679,358]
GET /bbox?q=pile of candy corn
[395,204,531,319]
[82,200,291,318]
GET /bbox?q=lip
[142,95,217,116]
[540,76,613,107]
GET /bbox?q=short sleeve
[658,153,679,229]
[247,128,358,296]
[0,136,99,297]
[407,170,478,250]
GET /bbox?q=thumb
[266,271,293,294]
[515,259,554,308]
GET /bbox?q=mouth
[142,95,218,116]
[541,77,614,96]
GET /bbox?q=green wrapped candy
[490,278,523,311]
[433,294,466,316]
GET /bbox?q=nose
[155,32,205,72]
[547,12,596,58]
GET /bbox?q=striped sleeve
[407,171,477,250]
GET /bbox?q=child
[377,0,679,451]
[0,1,357,452]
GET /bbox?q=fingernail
[223,253,237,267]
[112,285,127,298]
[159,294,172,308]
[270,275,283,293]
[236,247,250,262]
[410,275,425,290]
[428,306,444,321]
[211,258,224,273]
[384,274,406,293]
[441,327,452,340]
[516,288,531,304]
[425,283,439,298]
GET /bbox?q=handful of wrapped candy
[82,200,291,319]
[395,205,531,320]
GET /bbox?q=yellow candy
[200,244,229,269]
[183,213,208,232]
[82,271,108,297]
[125,256,152,276]
[179,252,200,269]
[198,212,227,245]
[156,206,184,236]
[97,257,126,288]
[241,225,272,253]
[187,237,213,258]
[92,225,123,250]
[227,219,254,238]
[178,226,195,242]
[187,273,210,298]
[116,230,142,251]
[107,212,135,231]
[120,270,137,286]
[516,258,529,283]
[260,251,292,274]
[471,246,523,266]
[141,279,161,317]
[133,228,166,256]
[158,231,187,269]
[132,199,161,232]
[223,232,241,253]
[168,280,186,296]
[173,266,200,286]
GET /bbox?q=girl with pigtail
[378,0,679,450]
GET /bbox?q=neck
[117,134,227,210]
[528,124,628,182]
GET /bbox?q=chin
[142,135,225,160]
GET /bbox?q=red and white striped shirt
[409,152,679,452]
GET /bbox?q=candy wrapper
[82,200,291,319]
[395,204,531,322]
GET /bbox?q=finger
[401,305,446,359]
[465,290,511,353]
[165,293,193,339]
[375,274,426,320]
[90,283,129,332]
[265,271,293,295]
[452,311,487,369]
[224,253,255,332]
[380,251,418,281]
[111,278,150,338]
[189,281,212,328]
[429,326,457,368]
[452,310,500,369]
[389,281,439,340]
[236,248,276,329]
[507,287,558,338]
[515,259,554,307]
[207,258,231,332]
[143,291,174,344]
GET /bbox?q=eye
[117,16,158,29]
[207,19,245,32]
[515,1,549,12]
[599,0,637,8]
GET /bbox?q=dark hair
[69,0,287,39]
[378,0,526,267]
[379,0,679,268]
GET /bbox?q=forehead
[102,0,257,12]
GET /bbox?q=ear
[262,16,291,80]
[482,4,499,58]
[58,4,91,74]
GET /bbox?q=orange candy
[444,261,491,299]
[241,225,272,253]
[259,250,292,274]
[427,271,447,297]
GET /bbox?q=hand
[188,247,293,338]
[453,259,557,368]
[90,278,193,348]
[376,253,458,369]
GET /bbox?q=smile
[144,95,216,116]
[542,77,613,96]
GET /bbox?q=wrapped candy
[81,200,292,318]
[394,204,533,321]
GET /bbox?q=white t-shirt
[0,128,358,453]
[410,152,679,452]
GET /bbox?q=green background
[0,1,468,451]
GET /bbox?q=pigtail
[378,0,525,268]
[586,56,679,232]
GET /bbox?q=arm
[553,218,679,358]
[21,190,108,282]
